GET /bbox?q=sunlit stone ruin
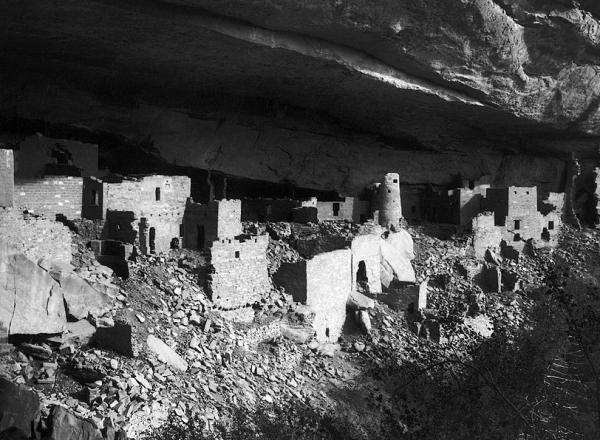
[2,2,600,438]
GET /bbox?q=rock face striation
[38,259,112,320]
[0,242,66,335]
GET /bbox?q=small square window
[393,179,398,183]
[235,251,240,258]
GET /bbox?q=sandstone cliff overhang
[2,0,600,152]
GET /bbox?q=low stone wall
[238,319,282,348]
[0,208,72,263]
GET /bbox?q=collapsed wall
[350,234,381,294]
[0,209,72,264]
[276,249,352,342]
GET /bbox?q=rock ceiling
[1,0,600,188]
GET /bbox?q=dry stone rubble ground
[0,218,588,438]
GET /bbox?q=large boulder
[0,244,66,335]
[0,378,41,438]
[64,320,97,346]
[347,290,375,311]
[380,230,416,286]
[147,335,188,372]
[49,406,103,440]
[38,259,111,320]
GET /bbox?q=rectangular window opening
[549,221,554,230]
[514,219,520,230]
[235,251,240,258]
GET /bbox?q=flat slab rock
[147,335,188,372]
[39,258,112,320]
[0,245,66,335]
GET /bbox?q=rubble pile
[2,217,599,439]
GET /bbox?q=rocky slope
[3,216,595,439]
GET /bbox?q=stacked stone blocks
[207,234,270,309]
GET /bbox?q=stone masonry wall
[104,175,191,253]
[316,197,370,223]
[241,198,302,222]
[208,234,270,309]
[183,199,242,250]
[81,177,104,220]
[104,175,190,217]
[0,208,72,263]
[183,201,219,249]
[216,200,242,239]
[472,212,502,259]
[448,188,485,226]
[0,149,14,208]
[351,234,381,293]
[305,249,352,342]
[14,176,83,219]
[501,186,541,250]
[539,192,564,248]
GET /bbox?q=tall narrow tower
[0,149,14,208]
[378,173,402,229]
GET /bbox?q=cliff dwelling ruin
[2,1,600,438]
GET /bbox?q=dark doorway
[356,260,369,292]
[196,224,205,249]
[514,219,521,230]
[333,202,340,216]
[541,227,550,242]
[149,227,156,253]
[155,187,161,201]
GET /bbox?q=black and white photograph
[1,1,599,439]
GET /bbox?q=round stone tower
[377,173,402,229]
